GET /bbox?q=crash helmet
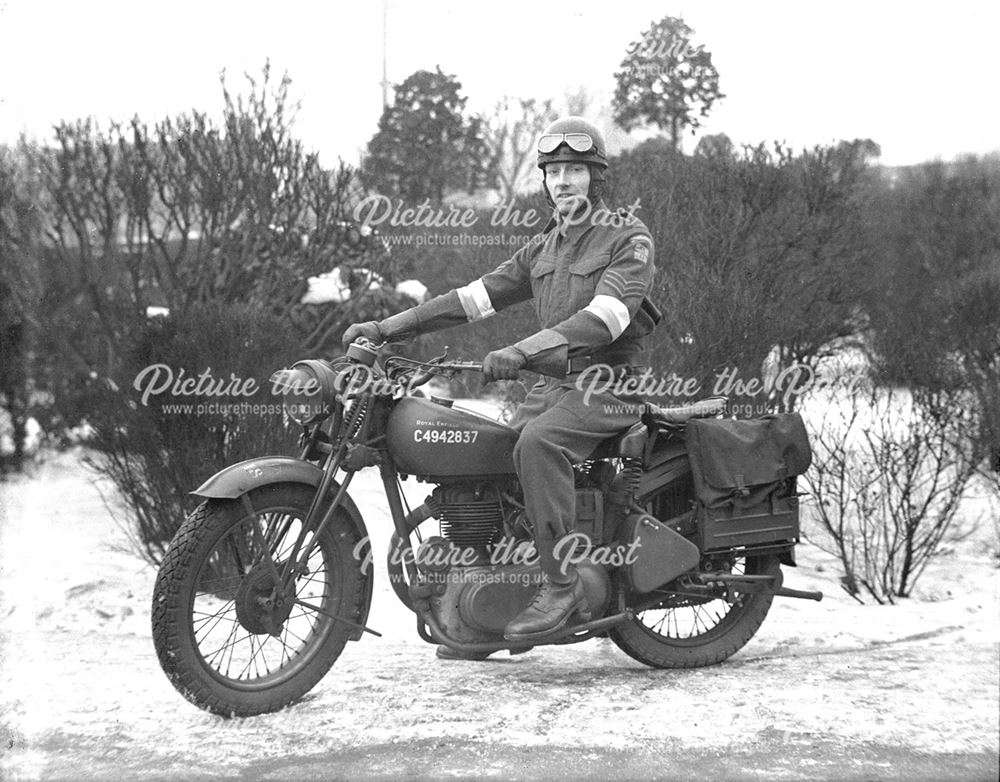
[536,116,608,181]
[537,117,609,207]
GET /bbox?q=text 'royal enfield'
[151,339,822,717]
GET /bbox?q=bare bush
[8,64,413,560]
[87,302,299,564]
[26,65,396,380]
[802,378,981,603]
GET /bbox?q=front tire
[151,483,366,716]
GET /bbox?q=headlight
[270,360,339,425]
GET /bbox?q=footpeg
[774,586,823,601]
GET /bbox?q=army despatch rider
[343,117,661,658]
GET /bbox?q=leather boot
[503,572,591,642]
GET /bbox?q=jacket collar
[546,199,610,242]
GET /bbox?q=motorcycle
[152,338,822,717]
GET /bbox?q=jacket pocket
[530,259,556,279]
[568,251,611,277]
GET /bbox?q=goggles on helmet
[537,132,595,154]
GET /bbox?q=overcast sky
[1,0,997,168]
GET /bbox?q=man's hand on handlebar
[482,346,527,382]
[342,321,382,349]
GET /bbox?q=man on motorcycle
[343,116,659,653]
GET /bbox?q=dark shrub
[88,302,299,564]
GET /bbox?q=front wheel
[151,483,367,716]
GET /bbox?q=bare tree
[482,96,557,199]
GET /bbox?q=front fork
[233,445,378,638]
[378,456,424,591]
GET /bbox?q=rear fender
[192,456,374,641]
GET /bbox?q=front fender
[193,456,324,499]
[193,455,368,533]
[192,455,374,641]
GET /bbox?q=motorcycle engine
[428,482,511,548]
[414,481,611,644]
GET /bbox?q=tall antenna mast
[380,0,390,110]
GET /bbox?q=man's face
[544,162,591,216]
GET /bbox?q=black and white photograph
[1,1,998,780]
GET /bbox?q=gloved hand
[482,346,527,382]
[341,321,382,349]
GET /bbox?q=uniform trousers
[508,375,640,581]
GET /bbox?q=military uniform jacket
[395,201,658,376]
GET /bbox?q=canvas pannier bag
[684,412,813,550]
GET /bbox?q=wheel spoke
[204,618,245,673]
[608,479,780,669]
[238,634,269,681]
[634,555,769,642]
[282,625,311,648]
[192,602,237,641]
[165,493,356,698]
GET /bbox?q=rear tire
[611,474,778,668]
[610,553,779,669]
[151,483,366,716]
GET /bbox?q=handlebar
[430,360,484,373]
[346,337,494,391]
[407,360,483,391]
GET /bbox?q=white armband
[456,279,496,322]
[583,294,631,339]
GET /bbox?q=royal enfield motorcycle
[152,338,822,717]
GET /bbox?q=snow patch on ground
[0,449,997,780]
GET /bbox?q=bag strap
[734,472,749,498]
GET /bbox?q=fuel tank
[385,396,518,477]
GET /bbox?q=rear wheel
[610,552,779,668]
[152,483,367,716]
[610,475,779,668]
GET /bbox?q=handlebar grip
[408,370,436,389]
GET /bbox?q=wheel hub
[234,562,295,636]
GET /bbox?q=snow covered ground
[0,449,998,781]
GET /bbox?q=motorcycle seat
[645,396,728,427]
[588,397,728,462]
